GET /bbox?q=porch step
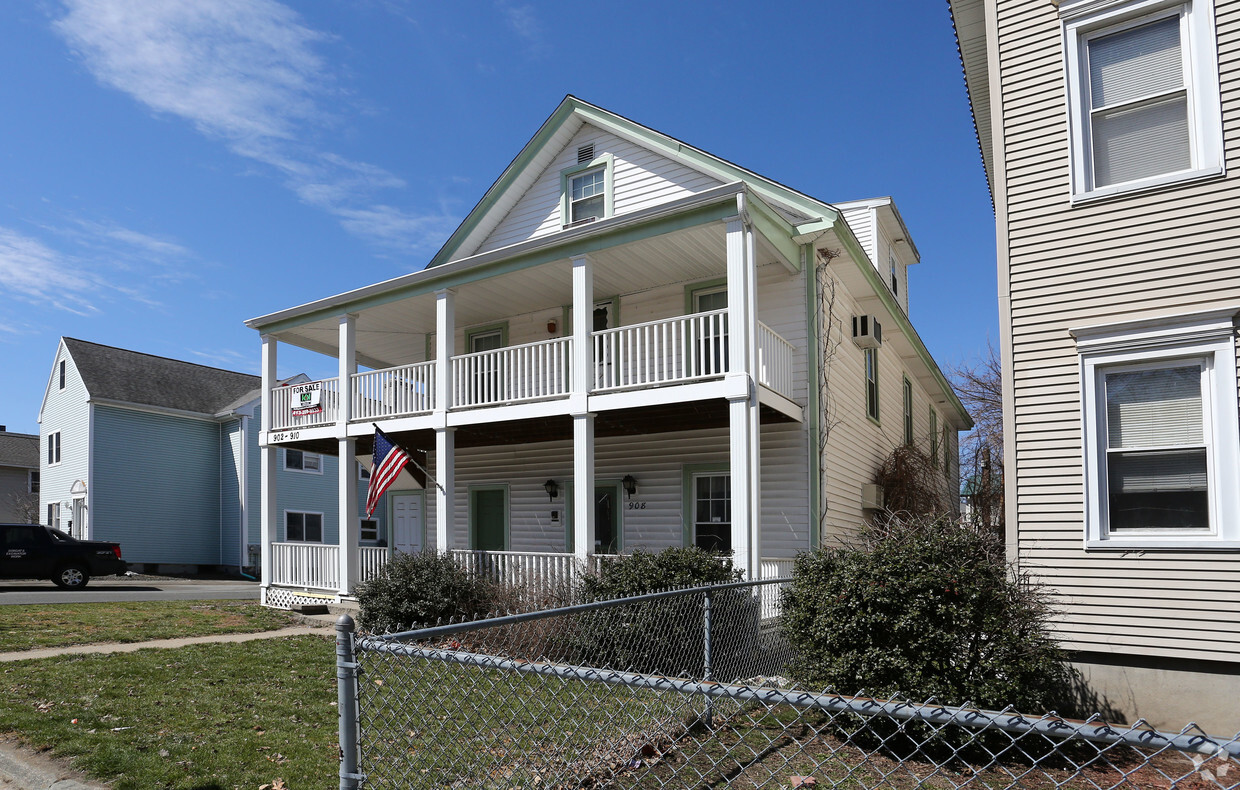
[290,603,331,615]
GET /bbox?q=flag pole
[372,424,445,494]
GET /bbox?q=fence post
[703,587,714,728]
[336,615,363,790]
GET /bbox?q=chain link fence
[335,579,1240,789]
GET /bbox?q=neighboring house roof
[63,338,261,416]
[0,432,38,468]
[949,0,994,200]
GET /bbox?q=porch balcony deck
[269,543,793,616]
[268,310,796,431]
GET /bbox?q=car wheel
[53,565,90,589]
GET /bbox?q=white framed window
[58,360,66,390]
[360,518,380,544]
[1062,0,1222,201]
[902,377,914,445]
[284,449,321,473]
[692,473,731,553]
[28,470,39,495]
[47,432,61,466]
[559,153,614,227]
[1073,309,1240,548]
[864,348,879,422]
[285,511,324,543]
[47,503,60,531]
[359,463,371,481]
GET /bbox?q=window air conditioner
[861,483,884,511]
[852,315,882,349]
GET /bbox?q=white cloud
[497,1,548,58]
[54,0,456,253]
[0,228,100,316]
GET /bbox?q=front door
[594,485,620,555]
[391,494,422,554]
[471,488,507,551]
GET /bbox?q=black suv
[0,524,127,588]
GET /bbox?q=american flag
[365,427,411,517]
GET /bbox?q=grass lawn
[0,635,337,790]
[0,601,299,652]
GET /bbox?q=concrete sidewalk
[0,618,336,789]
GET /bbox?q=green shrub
[568,548,760,679]
[781,517,1072,712]
[354,551,494,634]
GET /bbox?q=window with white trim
[284,449,321,473]
[1075,310,1240,547]
[560,152,614,227]
[47,432,61,466]
[902,377,914,445]
[692,473,731,553]
[28,470,39,495]
[285,511,323,543]
[360,518,381,544]
[1062,0,1222,200]
[58,360,66,390]
[47,503,60,531]
[864,348,879,422]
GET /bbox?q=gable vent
[577,143,595,164]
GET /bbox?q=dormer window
[560,151,614,228]
[569,168,606,224]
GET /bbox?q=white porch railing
[271,542,340,590]
[352,362,436,421]
[593,309,729,392]
[451,549,577,600]
[270,378,340,431]
[360,546,389,582]
[759,556,795,620]
[757,322,795,400]
[451,337,573,409]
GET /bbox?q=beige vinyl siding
[838,206,877,263]
[996,0,1240,662]
[476,123,724,254]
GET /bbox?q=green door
[471,488,507,551]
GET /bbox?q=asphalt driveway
[0,577,259,604]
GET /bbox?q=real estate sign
[290,382,322,416]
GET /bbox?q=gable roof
[428,95,836,268]
[63,338,261,417]
[0,432,38,468]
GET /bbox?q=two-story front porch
[251,186,815,608]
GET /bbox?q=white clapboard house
[247,96,970,610]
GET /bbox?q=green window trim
[468,484,510,551]
[684,277,729,315]
[681,462,729,547]
[464,321,509,352]
[930,407,940,469]
[902,376,914,445]
[943,426,952,480]
[559,153,615,228]
[864,348,880,425]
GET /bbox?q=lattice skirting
[262,585,339,610]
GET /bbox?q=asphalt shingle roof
[0,432,38,468]
[63,338,261,416]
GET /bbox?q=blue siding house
[38,338,388,574]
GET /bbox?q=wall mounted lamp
[543,479,559,502]
[622,475,638,498]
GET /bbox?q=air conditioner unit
[852,315,882,348]
[861,483,884,511]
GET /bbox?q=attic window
[577,143,595,164]
[560,153,613,228]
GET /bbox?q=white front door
[392,494,423,554]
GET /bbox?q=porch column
[435,428,455,552]
[338,315,360,595]
[571,254,595,564]
[725,203,760,579]
[259,334,278,590]
[434,289,455,415]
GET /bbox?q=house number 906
[626,501,647,510]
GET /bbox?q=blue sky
[0,0,995,435]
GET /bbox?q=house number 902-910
[626,501,647,510]
[269,431,300,442]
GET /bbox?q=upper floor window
[560,152,614,227]
[864,348,880,422]
[1063,0,1222,201]
[58,360,66,390]
[285,449,321,473]
[1074,309,1240,547]
[28,470,39,495]
[47,432,61,466]
[929,408,940,468]
[902,377,914,445]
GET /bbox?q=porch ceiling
[266,221,789,371]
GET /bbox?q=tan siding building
[953,0,1240,733]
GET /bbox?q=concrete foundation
[1071,652,1240,736]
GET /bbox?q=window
[286,511,323,542]
[560,153,614,227]
[47,432,60,466]
[1063,0,1222,200]
[890,250,899,297]
[47,503,60,531]
[864,348,880,422]
[284,449,321,473]
[943,425,952,479]
[58,360,65,390]
[1074,309,1240,547]
[359,463,371,481]
[902,377,914,445]
[28,470,39,495]
[930,408,940,468]
[692,473,731,553]
[360,518,380,543]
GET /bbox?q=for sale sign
[290,382,323,416]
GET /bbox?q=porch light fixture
[622,475,637,498]
[543,479,559,502]
[547,318,558,334]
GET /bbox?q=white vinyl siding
[39,343,90,541]
[475,124,724,254]
[993,0,1240,661]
